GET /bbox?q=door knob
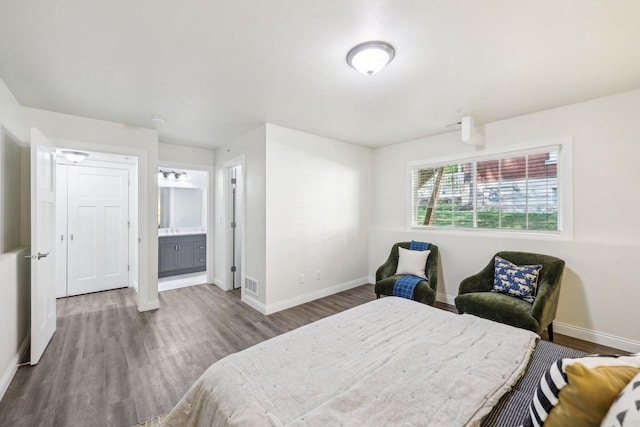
[23,252,49,260]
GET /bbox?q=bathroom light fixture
[159,169,187,180]
[61,150,90,163]
[346,41,395,76]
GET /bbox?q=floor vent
[245,277,258,295]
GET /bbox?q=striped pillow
[523,354,640,427]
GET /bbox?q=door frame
[223,156,245,296]
[158,161,215,286]
[56,155,138,295]
[51,138,154,312]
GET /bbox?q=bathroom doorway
[157,166,211,292]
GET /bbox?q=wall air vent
[245,277,258,295]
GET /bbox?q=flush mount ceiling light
[346,41,395,76]
[61,150,90,163]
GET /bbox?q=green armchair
[454,251,565,340]
[374,242,439,305]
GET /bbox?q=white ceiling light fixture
[61,150,90,163]
[346,41,395,76]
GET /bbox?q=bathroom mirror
[159,187,203,229]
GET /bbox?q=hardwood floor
[0,284,627,426]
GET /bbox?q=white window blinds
[410,146,561,232]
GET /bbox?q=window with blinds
[410,146,561,232]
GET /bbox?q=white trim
[406,226,569,242]
[0,335,29,401]
[553,321,640,353]
[436,292,456,306]
[211,277,227,291]
[407,137,570,168]
[407,136,573,241]
[242,293,267,315]
[223,156,245,298]
[137,298,159,312]
[433,291,639,353]
[367,276,375,284]
[258,277,368,315]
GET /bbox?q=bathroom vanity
[158,185,207,277]
[158,233,206,278]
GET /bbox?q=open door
[227,165,243,290]
[29,128,57,365]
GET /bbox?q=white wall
[214,125,267,304]
[370,89,640,352]
[0,79,27,142]
[264,125,372,312]
[159,142,214,167]
[0,77,30,400]
[1,130,22,252]
[23,107,160,311]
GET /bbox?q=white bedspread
[164,297,538,427]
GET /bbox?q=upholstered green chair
[374,242,439,305]
[455,251,565,340]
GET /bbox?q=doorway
[55,152,137,298]
[157,167,210,292]
[225,160,244,293]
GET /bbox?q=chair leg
[376,293,380,299]
[547,323,554,342]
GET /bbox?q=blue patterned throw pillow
[492,256,542,303]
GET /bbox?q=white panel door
[30,128,57,365]
[55,164,68,298]
[67,166,129,296]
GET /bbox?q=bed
[162,297,558,426]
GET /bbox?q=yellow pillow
[545,363,640,427]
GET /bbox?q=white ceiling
[1,0,639,148]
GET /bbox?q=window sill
[408,225,571,242]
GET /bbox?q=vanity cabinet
[158,234,206,277]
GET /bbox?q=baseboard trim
[263,277,369,315]
[0,335,29,401]
[436,292,456,306]
[434,290,639,353]
[367,276,375,285]
[242,294,267,315]
[211,277,226,290]
[138,298,160,312]
[553,321,640,353]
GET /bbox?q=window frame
[406,137,573,240]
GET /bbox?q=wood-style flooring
[0,284,627,426]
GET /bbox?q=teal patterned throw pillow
[492,256,542,303]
